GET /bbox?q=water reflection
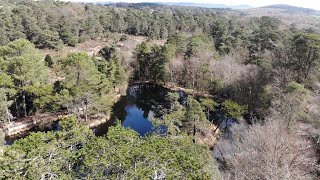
[111,83,169,136]
[122,105,154,136]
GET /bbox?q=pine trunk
[22,91,27,117]
[15,99,20,118]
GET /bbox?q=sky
[63,0,320,10]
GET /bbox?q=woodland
[0,0,320,179]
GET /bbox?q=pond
[4,83,175,145]
[95,83,172,137]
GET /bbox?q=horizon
[62,0,320,10]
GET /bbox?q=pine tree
[59,52,111,120]
[0,39,47,117]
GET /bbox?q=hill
[107,2,240,16]
[262,4,319,15]
[242,4,320,33]
[160,2,228,9]
[104,2,252,10]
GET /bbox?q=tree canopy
[0,116,221,179]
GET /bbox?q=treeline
[132,17,320,113]
[0,0,234,48]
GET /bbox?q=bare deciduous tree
[216,119,319,180]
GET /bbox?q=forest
[0,0,320,179]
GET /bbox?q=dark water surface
[108,84,170,136]
[122,105,154,136]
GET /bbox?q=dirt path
[1,112,69,136]
[0,93,123,137]
[131,81,215,99]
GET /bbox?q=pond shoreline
[1,82,215,139]
[0,112,113,138]
[130,81,215,99]
[0,94,121,138]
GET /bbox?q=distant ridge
[155,2,254,10]
[159,2,228,9]
[230,5,252,10]
[96,2,318,14]
[108,2,164,9]
[261,4,319,15]
[101,2,252,10]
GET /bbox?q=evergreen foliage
[0,116,221,179]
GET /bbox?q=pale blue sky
[63,0,320,10]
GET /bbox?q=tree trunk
[213,121,221,134]
[76,105,81,121]
[192,69,195,88]
[76,71,80,86]
[5,106,13,122]
[84,102,88,121]
[206,109,210,121]
[14,99,20,118]
[193,119,196,143]
[22,91,27,117]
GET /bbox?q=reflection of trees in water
[111,95,128,122]
[112,84,170,123]
[135,84,170,118]
[113,84,241,132]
